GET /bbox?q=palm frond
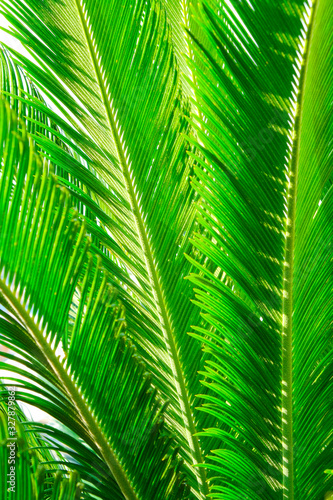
[0,411,84,499]
[186,0,333,498]
[0,99,190,500]
[0,49,160,335]
[0,0,218,494]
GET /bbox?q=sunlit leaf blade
[0,99,190,500]
[0,44,48,135]
[0,0,218,494]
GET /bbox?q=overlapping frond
[0,99,190,500]
[0,45,48,135]
[0,411,83,499]
[0,0,218,494]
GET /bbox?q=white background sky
[0,14,30,56]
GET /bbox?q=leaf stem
[281,3,317,498]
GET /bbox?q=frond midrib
[0,279,139,500]
[72,0,208,497]
[281,3,318,498]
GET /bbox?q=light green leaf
[0,99,189,500]
[0,0,217,495]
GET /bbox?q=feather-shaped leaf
[0,99,190,500]
[0,0,219,494]
[0,410,84,499]
[187,0,333,498]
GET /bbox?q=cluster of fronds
[0,0,332,499]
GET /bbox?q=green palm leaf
[0,411,84,499]
[0,99,190,499]
[0,0,217,495]
[186,0,333,498]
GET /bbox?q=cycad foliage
[0,0,332,498]
[0,410,83,499]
